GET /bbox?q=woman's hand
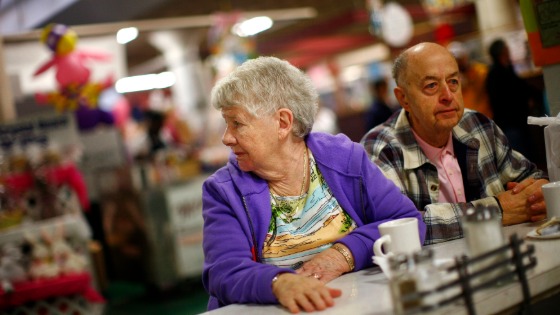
[272,273,342,313]
[295,246,352,283]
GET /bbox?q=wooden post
[0,37,16,122]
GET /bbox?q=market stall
[0,114,104,314]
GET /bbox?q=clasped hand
[497,178,549,225]
[272,247,349,313]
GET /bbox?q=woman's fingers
[274,273,340,313]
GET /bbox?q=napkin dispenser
[528,115,560,182]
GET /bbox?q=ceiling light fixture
[116,27,138,44]
[115,71,176,93]
[231,16,273,37]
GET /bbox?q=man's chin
[436,117,459,131]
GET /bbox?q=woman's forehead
[221,105,256,120]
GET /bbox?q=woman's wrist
[271,272,290,289]
[331,243,355,272]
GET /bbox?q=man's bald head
[392,42,458,88]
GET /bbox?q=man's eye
[449,79,460,91]
[425,82,437,89]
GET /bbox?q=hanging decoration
[366,1,413,48]
[367,0,384,38]
[207,11,258,80]
[420,0,473,16]
[32,24,115,131]
[420,0,474,45]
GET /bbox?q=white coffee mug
[543,181,560,219]
[373,217,421,258]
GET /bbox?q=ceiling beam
[3,7,317,43]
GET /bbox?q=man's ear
[394,86,410,112]
[277,108,294,139]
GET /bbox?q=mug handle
[373,234,392,258]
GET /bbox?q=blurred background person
[486,38,539,159]
[447,41,493,119]
[203,56,424,312]
[365,78,396,130]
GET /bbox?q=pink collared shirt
[413,131,466,203]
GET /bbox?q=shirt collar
[395,110,467,170]
[412,130,454,163]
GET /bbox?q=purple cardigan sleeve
[202,176,293,308]
[322,142,426,271]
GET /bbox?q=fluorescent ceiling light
[116,27,139,44]
[115,72,176,93]
[232,16,273,37]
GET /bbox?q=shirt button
[430,185,438,191]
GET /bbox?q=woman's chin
[236,160,254,172]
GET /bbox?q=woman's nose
[222,127,235,146]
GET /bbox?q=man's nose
[440,84,453,102]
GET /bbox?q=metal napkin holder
[400,233,537,315]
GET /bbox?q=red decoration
[434,22,455,45]
[0,273,104,309]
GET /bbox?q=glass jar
[461,204,509,286]
[388,253,419,314]
[412,249,440,309]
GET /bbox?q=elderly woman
[202,56,425,313]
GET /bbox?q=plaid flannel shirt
[360,109,546,245]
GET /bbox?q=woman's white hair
[211,56,319,138]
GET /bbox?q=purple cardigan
[202,132,425,310]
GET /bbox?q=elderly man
[360,42,548,245]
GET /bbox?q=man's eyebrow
[421,71,460,82]
[421,75,439,82]
[447,71,460,78]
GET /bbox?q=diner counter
[200,222,560,315]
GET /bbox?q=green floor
[103,278,209,315]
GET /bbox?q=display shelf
[1,294,104,315]
[0,214,91,245]
[0,213,104,312]
[0,273,103,308]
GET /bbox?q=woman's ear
[277,108,294,139]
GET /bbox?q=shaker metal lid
[464,205,501,222]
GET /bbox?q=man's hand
[498,178,549,225]
[272,273,342,313]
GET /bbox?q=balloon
[111,97,131,130]
[74,105,114,131]
[32,23,115,130]
[40,23,77,56]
